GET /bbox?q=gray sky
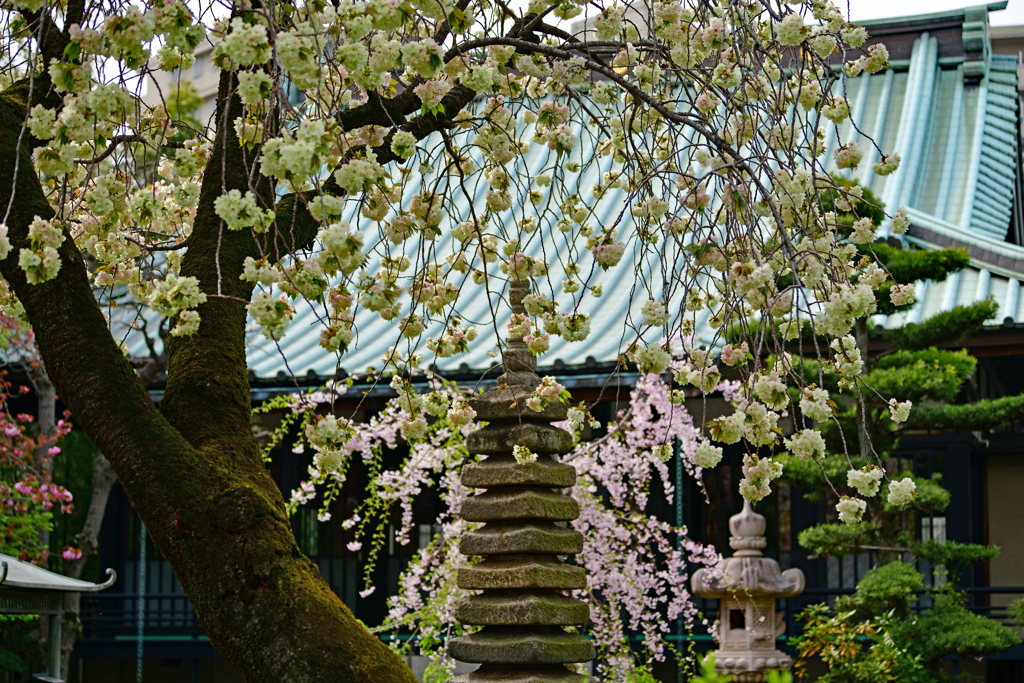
[845,0,1023,26]
[505,0,1024,31]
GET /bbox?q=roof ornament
[1,553,116,680]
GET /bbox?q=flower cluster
[20,217,65,285]
[526,376,568,412]
[214,190,275,233]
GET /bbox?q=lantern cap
[691,499,805,599]
[729,500,768,557]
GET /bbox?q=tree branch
[21,7,71,70]
[334,89,419,132]
[76,135,185,165]
[272,82,479,263]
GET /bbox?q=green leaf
[63,42,82,61]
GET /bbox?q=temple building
[28,3,1024,681]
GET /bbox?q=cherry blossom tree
[0,314,74,566]
[259,368,724,680]
[0,0,916,678]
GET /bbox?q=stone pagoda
[691,500,805,682]
[448,280,595,682]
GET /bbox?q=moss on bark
[0,71,418,683]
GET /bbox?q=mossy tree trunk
[0,21,418,683]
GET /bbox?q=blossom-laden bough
[261,368,723,681]
[0,0,923,677]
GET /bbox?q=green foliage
[881,300,999,350]
[788,356,838,393]
[871,348,977,377]
[833,562,922,620]
[0,648,24,674]
[423,658,455,683]
[49,430,100,574]
[793,550,1020,676]
[165,80,203,137]
[0,615,38,675]
[0,502,53,558]
[625,667,659,683]
[1009,598,1024,624]
[691,654,733,683]
[794,582,1021,680]
[792,604,931,683]
[905,393,1024,432]
[915,591,1021,661]
[778,450,853,496]
[797,522,872,557]
[819,175,886,228]
[910,540,1000,567]
[871,244,970,288]
[869,245,970,314]
[863,359,969,405]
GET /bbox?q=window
[921,516,948,587]
[921,516,947,543]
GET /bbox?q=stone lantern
[448,280,594,683]
[691,500,805,683]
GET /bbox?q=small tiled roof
[0,554,115,593]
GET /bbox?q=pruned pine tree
[783,178,1023,681]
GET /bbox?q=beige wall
[986,454,1024,608]
[143,41,221,131]
[990,25,1024,102]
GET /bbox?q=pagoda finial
[497,279,538,388]
[729,499,768,557]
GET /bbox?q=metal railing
[78,587,1024,648]
[79,592,204,643]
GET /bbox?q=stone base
[451,663,588,682]
[714,649,792,682]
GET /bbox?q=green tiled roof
[120,6,1024,385]
[822,32,1020,241]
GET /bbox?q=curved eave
[0,556,116,593]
